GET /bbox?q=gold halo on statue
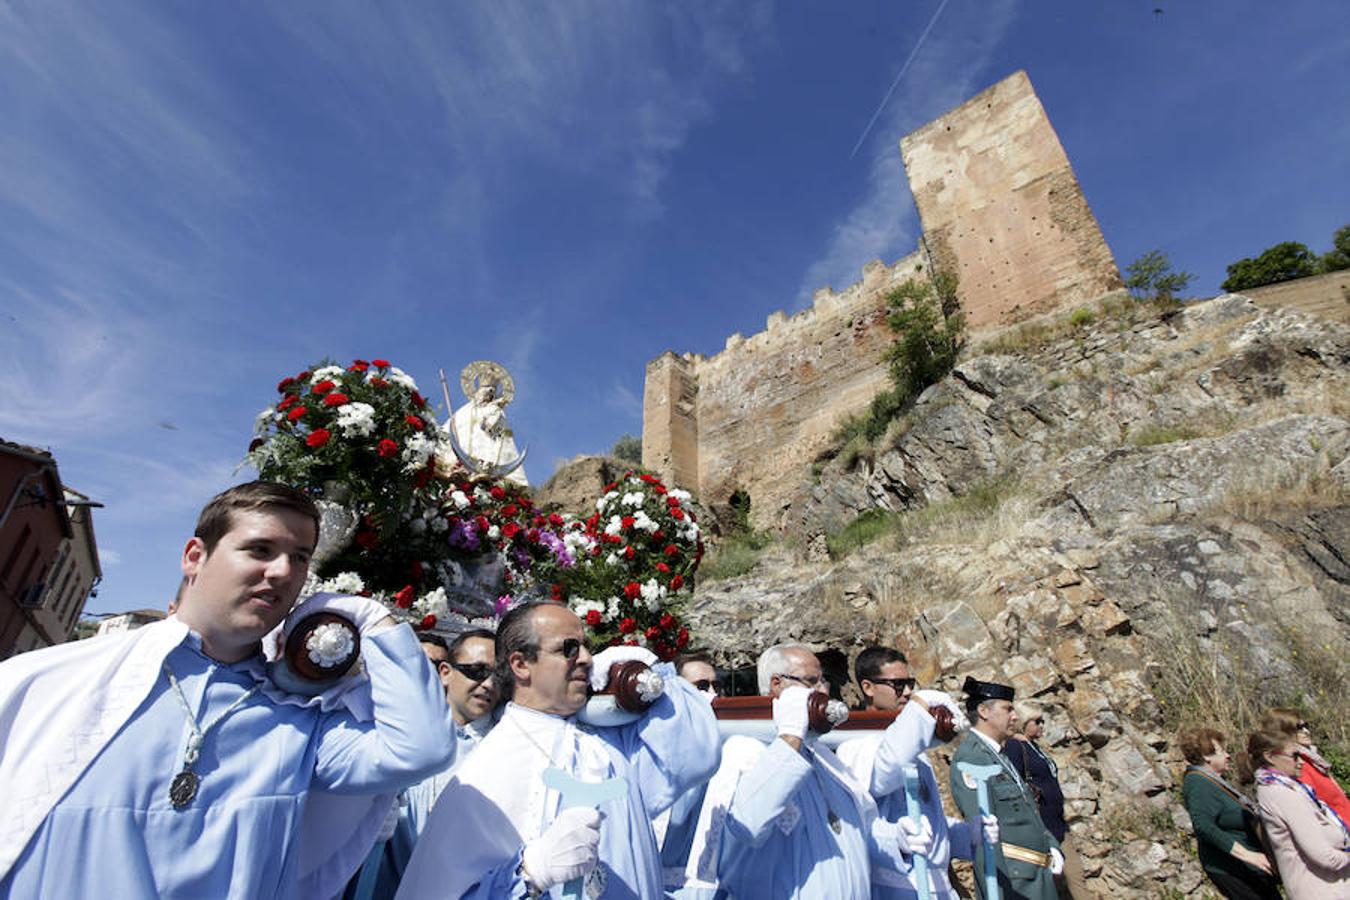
[459,360,515,405]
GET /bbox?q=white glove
[1049,846,1064,875]
[898,818,936,858]
[521,807,603,891]
[773,685,813,740]
[913,689,968,733]
[589,645,658,691]
[289,591,395,636]
[978,814,1000,845]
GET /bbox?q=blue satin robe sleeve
[725,739,813,845]
[455,847,534,900]
[313,625,457,793]
[612,662,721,817]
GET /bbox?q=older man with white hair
[680,643,927,899]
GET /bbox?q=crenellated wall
[643,71,1121,528]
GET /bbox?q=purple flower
[494,595,513,617]
[538,530,575,569]
[448,517,480,551]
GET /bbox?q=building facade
[0,440,101,658]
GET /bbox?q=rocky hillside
[684,293,1349,898]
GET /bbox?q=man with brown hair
[0,480,455,899]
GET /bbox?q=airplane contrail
[849,0,953,159]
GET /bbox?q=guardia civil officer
[949,677,1062,900]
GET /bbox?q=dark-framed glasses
[448,662,493,683]
[779,671,824,689]
[1296,721,1311,731]
[692,678,722,693]
[868,677,917,693]
[543,637,584,661]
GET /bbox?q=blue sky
[1,1,1346,617]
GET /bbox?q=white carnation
[450,490,470,510]
[311,365,346,382]
[668,489,692,503]
[409,518,427,535]
[387,366,418,391]
[487,525,500,540]
[621,492,645,508]
[401,432,437,472]
[335,402,377,437]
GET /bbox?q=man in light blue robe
[659,651,722,899]
[836,646,995,899]
[396,601,722,899]
[695,643,924,900]
[0,481,455,900]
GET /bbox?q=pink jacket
[1257,772,1350,899]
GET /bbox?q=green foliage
[1068,307,1096,328]
[1221,241,1319,292]
[826,508,895,558]
[699,489,774,582]
[1124,249,1194,302]
[610,433,642,464]
[1321,223,1350,273]
[886,274,966,402]
[825,476,1018,559]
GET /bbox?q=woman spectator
[1004,704,1090,899]
[1262,708,1350,827]
[1249,729,1350,898]
[1178,728,1279,899]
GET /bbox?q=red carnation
[623,546,635,560]
[666,495,680,507]
[676,627,690,648]
[621,516,635,530]
[354,530,379,550]
[502,504,518,517]
[419,614,437,629]
[585,610,603,627]
[591,546,602,557]
[297,370,312,381]
[323,392,349,407]
[490,486,506,500]
[660,613,675,629]
[475,514,490,532]
[370,377,390,388]
[277,377,294,392]
[312,380,336,395]
[670,574,685,592]
[393,586,415,608]
[645,626,661,640]
[526,528,540,543]
[306,429,331,448]
[377,438,399,457]
[287,406,307,422]
[372,359,391,367]
[623,582,641,599]
[586,514,600,530]
[655,562,670,573]
[278,395,296,411]
[404,415,424,431]
[654,484,667,495]
[350,360,370,372]
[548,513,564,526]
[618,617,637,635]
[656,642,674,660]
[652,530,665,541]
[672,508,685,520]
[551,583,565,601]
[640,474,656,483]
[413,467,432,488]
[502,522,521,540]
[411,391,427,408]
[664,544,680,556]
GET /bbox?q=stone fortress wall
[643,71,1122,527]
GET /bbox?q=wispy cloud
[795,0,1017,306]
[606,381,642,420]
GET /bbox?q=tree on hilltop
[611,433,642,464]
[1124,249,1194,303]
[1221,241,1319,292]
[1320,223,1350,273]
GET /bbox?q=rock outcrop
[685,294,1349,898]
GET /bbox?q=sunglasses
[542,637,584,661]
[1296,721,1311,731]
[868,677,918,692]
[448,662,493,683]
[692,678,722,693]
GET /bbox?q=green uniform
[949,730,1060,900]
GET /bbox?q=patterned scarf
[1256,766,1350,845]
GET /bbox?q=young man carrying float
[0,481,455,899]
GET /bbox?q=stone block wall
[901,70,1121,327]
[643,254,924,525]
[1242,269,1350,323]
[644,71,1121,529]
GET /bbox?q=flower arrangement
[552,471,703,659]
[247,361,703,655]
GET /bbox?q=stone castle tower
[643,71,1121,527]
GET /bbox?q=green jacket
[949,731,1060,900]
[1181,767,1270,883]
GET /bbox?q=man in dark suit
[949,677,1062,900]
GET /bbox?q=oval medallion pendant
[170,769,200,808]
